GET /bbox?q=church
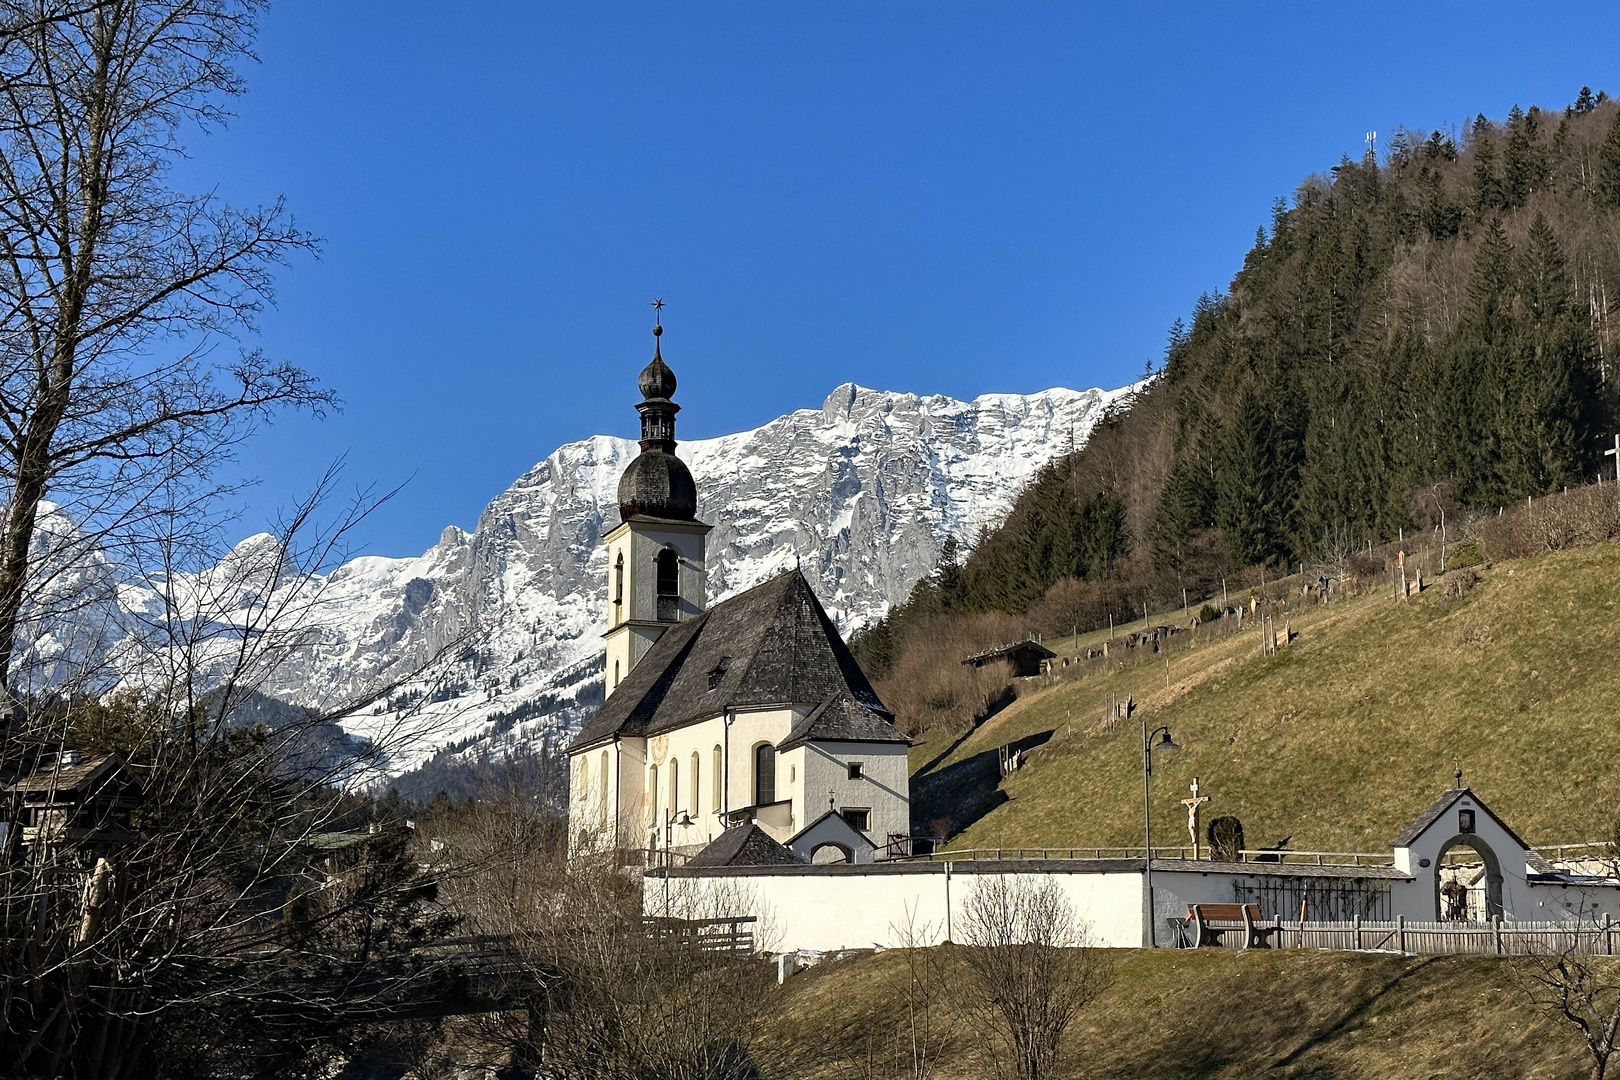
[566,319,912,863]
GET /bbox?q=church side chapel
[566,312,911,864]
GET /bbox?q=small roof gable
[686,825,805,867]
[780,693,909,752]
[1390,787,1532,851]
[570,569,888,751]
[787,809,878,849]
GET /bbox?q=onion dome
[618,315,698,521]
[618,450,698,521]
[638,329,678,400]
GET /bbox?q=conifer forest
[855,92,1620,703]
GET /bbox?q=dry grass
[910,536,1620,854]
[767,946,1588,1079]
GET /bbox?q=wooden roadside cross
[1182,777,1212,860]
[1607,435,1620,504]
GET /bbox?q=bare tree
[955,875,1107,1080]
[1518,831,1620,1080]
[0,0,327,705]
[1521,940,1620,1080]
[0,476,471,1080]
[431,809,776,1080]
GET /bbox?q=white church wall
[645,716,727,850]
[725,707,804,838]
[798,740,910,853]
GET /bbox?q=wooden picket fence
[642,915,757,955]
[1271,916,1620,956]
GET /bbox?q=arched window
[712,745,722,812]
[599,750,609,811]
[754,743,776,806]
[690,750,700,819]
[669,757,680,816]
[613,660,619,691]
[577,756,588,800]
[648,764,659,827]
[656,548,679,621]
[613,552,624,623]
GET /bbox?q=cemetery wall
[651,860,1146,951]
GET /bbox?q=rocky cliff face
[235,381,1131,777]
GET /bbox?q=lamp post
[1141,720,1179,947]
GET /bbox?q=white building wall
[650,865,1145,951]
[798,741,910,851]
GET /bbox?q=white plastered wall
[602,518,709,685]
[648,866,1145,951]
[1391,794,1541,921]
[798,741,910,852]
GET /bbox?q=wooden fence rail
[899,846,1392,866]
[1258,916,1620,956]
[642,915,757,955]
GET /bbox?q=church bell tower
[603,304,711,695]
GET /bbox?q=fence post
[1353,914,1362,951]
[1494,915,1503,955]
[1608,915,1614,957]
[1396,914,1405,953]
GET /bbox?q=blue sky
[185,3,1620,557]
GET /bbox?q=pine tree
[1472,135,1505,217]
[1599,109,1620,208]
[1574,86,1599,115]
[1502,105,1541,207]
[1512,214,1599,491]
[1419,167,1461,240]
[1214,385,1298,568]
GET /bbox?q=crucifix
[1181,777,1212,860]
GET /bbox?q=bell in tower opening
[601,302,712,692]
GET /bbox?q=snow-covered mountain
[230,381,1132,778]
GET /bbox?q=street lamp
[1142,721,1179,947]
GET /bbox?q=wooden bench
[1187,903,1278,949]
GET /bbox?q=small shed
[962,639,1057,677]
[4,750,143,851]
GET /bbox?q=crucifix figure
[1181,777,1212,860]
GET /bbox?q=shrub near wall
[1477,482,1620,560]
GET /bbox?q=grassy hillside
[768,946,1587,1079]
[909,535,1620,854]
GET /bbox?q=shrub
[1446,540,1482,570]
[1197,603,1222,624]
[1444,568,1478,598]
[874,611,1023,735]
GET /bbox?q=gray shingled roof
[568,569,889,752]
[1390,787,1532,850]
[963,639,1057,665]
[686,825,806,867]
[779,693,908,751]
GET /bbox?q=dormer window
[708,656,731,690]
